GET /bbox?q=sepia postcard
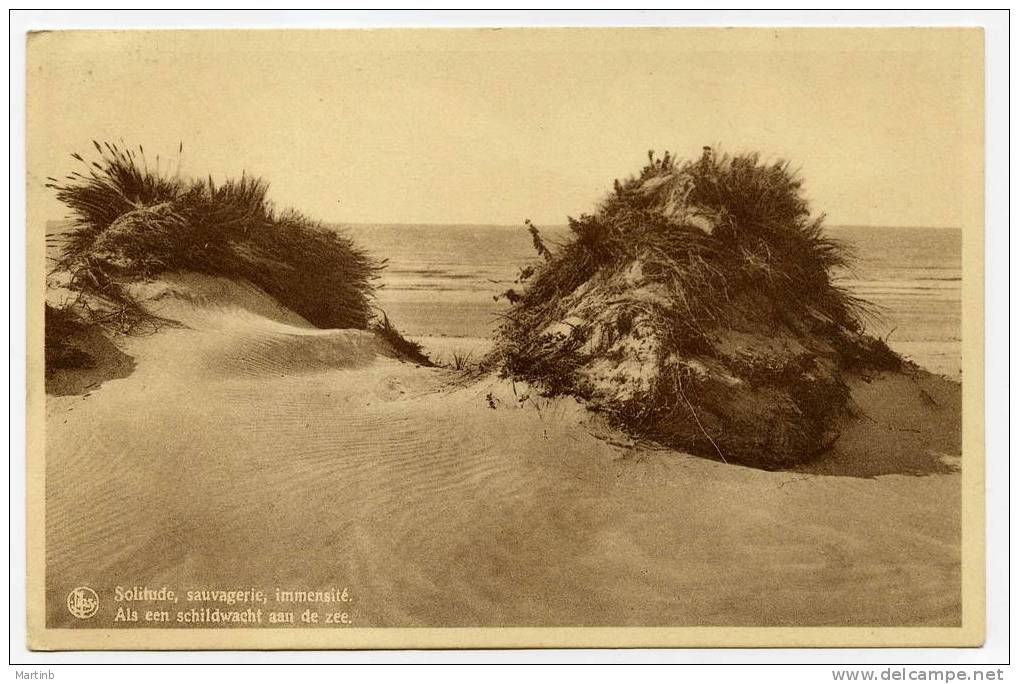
[25,27,985,650]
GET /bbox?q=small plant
[450,349,473,371]
[524,219,553,261]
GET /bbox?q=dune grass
[48,141,380,330]
[497,149,895,372]
[503,149,872,347]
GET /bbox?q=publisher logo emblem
[67,587,99,619]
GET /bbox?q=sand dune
[45,274,961,628]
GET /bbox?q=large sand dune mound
[492,150,905,469]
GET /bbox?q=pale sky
[28,28,982,227]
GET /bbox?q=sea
[342,224,963,378]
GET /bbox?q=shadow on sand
[45,306,136,396]
[795,369,962,478]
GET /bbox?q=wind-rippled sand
[46,274,962,628]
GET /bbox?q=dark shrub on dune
[493,148,900,469]
[48,142,379,330]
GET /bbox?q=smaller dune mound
[45,141,430,373]
[492,149,902,469]
[48,141,379,330]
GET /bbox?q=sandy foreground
[45,274,961,628]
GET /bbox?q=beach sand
[45,274,961,628]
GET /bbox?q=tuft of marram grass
[48,141,380,330]
[371,313,432,366]
[450,349,474,371]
